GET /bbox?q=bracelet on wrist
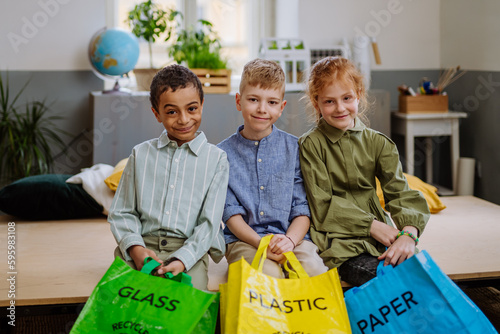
[396,230,419,245]
[285,235,296,248]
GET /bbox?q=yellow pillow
[376,173,446,214]
[104,158,129,191]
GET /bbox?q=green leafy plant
[0,72,68,184]
[126,0,177,68]
[168,15,228,69]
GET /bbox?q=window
[109,0,271,89]
[113,0,178,69]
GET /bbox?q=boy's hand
[266,249,286,264]
[369,219,399,247]
[128,245,163,271]
[157,260,186,276]
[268,234,295,255]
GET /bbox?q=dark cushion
[0,174,104,220]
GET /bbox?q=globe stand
[103,79,132,95]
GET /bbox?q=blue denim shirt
[217,125,311,244]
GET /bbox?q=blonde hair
[239,58,286,97]
[304,57,369,124]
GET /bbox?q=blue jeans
[338,253,379,286]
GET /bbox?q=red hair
[304,57,369,124]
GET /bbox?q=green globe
[89,27,140,77]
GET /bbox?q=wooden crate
[399,95,449,113]
[191,69,231,94]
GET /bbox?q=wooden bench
[1,195,499,307]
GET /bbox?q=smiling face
[315,80,359,131]
[236,84,286,141]
[152,84,203,146]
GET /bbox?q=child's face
[152,85,203,146]
[316,80,359,131]
[236,85,286,140]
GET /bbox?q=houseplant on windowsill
[168,16,231,94]
[0,72,68,186]
[126,0,177,91]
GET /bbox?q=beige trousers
[225,239,328,278]
[114,235,209,291]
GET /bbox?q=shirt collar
[157,130,206,156]
[235,124,277,145]
[318,117,365,144]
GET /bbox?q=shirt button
[254,142,259,146]
[170,185,174,189]
[161,239,167,246]
[174,159,179,163]
[260,186,264,190]
[165,211,170,215]
[260,211,264,216]
[258,158,262,162]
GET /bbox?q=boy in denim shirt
[217,59,327,277]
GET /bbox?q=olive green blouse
[298,118,430,269]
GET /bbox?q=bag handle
[283,251,309,279]
[250,235,272,272]
[165,272,193,287]
[376,259,395,277]
[374,246,394,277]
[250,235,309,278]
[140,257,193,287]
[141,257,161,275]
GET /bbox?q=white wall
[298,0,441,70]
[276,0,299,39]
[2,0,499,72]
[0,0,106,71]
[441,0,500,71]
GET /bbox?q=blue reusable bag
[344,250,497,334]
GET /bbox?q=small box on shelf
[399,95,449,113]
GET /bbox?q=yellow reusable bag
[220,235,352,333]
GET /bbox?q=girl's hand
[369,220,399,247]
[128,245,163,271]
[379,225,419,266]
[268,234,295,255]
[378,236,416,266]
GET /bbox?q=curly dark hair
[149,64,204,112]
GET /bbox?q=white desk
[391,111,467,194]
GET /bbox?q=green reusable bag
[70,257,219,333]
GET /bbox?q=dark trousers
[338,253,380,286]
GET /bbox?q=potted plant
[126,0,177,90]
[168,15,231,94]
[0,72,68,185]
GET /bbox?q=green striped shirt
[109,131,229,270]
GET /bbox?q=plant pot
[133,68,160,91]
[191,69,231,94]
